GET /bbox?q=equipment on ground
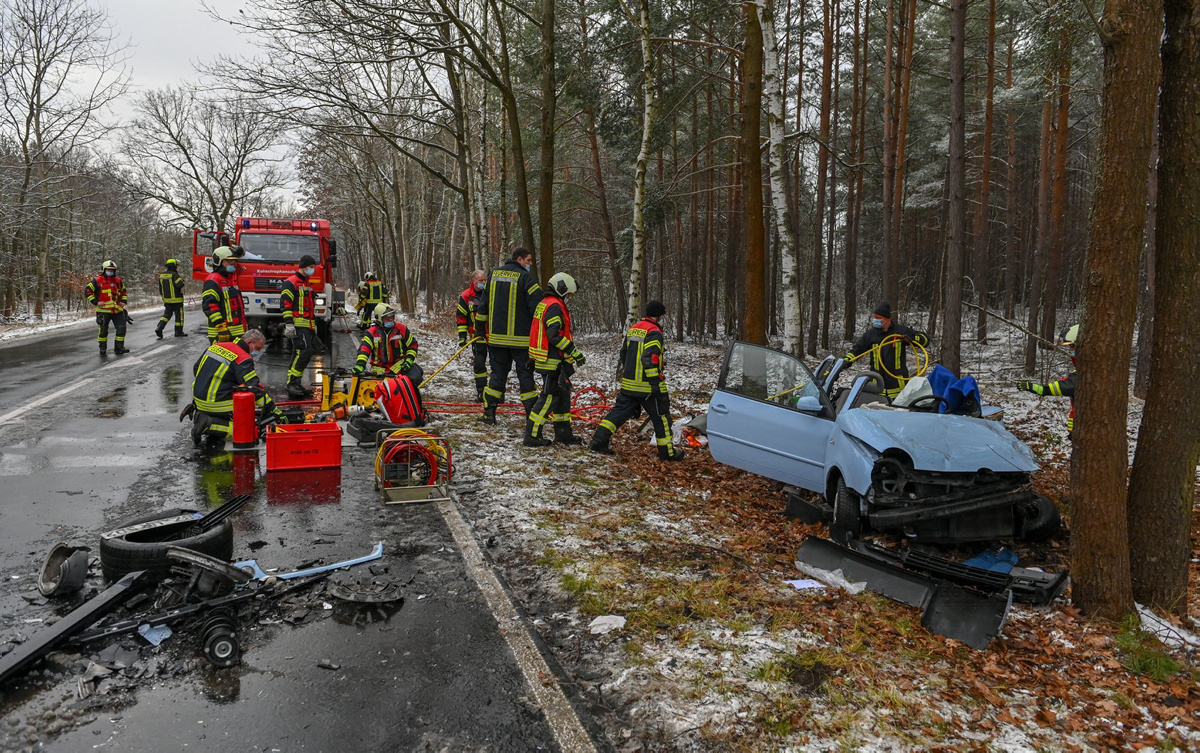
[374,429,453,505]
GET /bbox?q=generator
[320,372,384,411]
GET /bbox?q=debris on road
[37,543,91,597]
[588,615,626,635]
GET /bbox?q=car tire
[100,508,234,582]
[830,477,863,543]
[1019,495,1061,542]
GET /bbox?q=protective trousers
[287,328,318,386]
[157,303,184,335]
[594,390,680,459]
[527,367,573,441]
[96,311,126,353]
[471,342,489,400]
[482,346,538,414]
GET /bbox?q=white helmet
[373,303,397,323]
[547,272,577,297]
[212,247,236,266]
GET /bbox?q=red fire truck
[192,217,342,339]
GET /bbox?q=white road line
[0,377,98,426]
[437,497,598,753]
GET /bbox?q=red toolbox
[265,422,343,471]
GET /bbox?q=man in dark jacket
[188,329,282,446]
[455,269,489,401]
[589,300,683,461]
[156,258,187,339]
[281,254,321,398]
[475,248,543,423]
[845,302,929,399]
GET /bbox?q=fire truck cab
[192,217,341,339]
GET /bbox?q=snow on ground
[407,306,1198,751]
[0,298,201,342]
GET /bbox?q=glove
[352,364,365,376]
[458,334,468,348]
[214,323,231,342]
[399,358,414,373]
[284,324,297,339]
[1017,381,1045,396]
[179,403,196,422]
[570,349,586,367]
[124,312,134,324]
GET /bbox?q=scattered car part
[795,537,1011,650]
[173,494,252,540]
[165,546,254,600]
[200,609,240,668]
[849,541,1069,606]
[100,508,234,581]
[0,571,151,687]
[235,541,384,580]
[328,580,405,604]
[37,543,92,597]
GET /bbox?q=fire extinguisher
[232,390,258,450]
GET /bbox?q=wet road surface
[0,311,591,751]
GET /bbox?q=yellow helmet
[212,247,236,266]
[165,258,179,266]
[373,303,396,322]
[1059,324,1079,347]
[101,260,117,270]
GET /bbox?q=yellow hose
[419,337,481,389]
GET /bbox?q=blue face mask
[104,270,115,277]
[250,348,264,358]
[382,320,395,330]
[303,267,315,277]
[871,318,884,329]
[474,281,485,292]
[224,264,236,274]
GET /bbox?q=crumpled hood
[837,408,1039,473]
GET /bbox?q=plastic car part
[328,580,405,604]
[38,543,91,597]
[235,542,384,581]
[165,547,254,585]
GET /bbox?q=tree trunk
[881,0,899,308]
[972,0,997,341]
[625,0,656,323]
[808,0,833,355]
[1042,33,1071,345]
[1133,110,1160,399]
[538,0,556,283]
[1071,0,1162,620]
[741,4,767,345]
[1003,35,1019,320]
[941,0,968,375]
[845,0,869,341]
[822,0,840,352]
[1025,98,1054,374]
[891,0,917,311]
[1126,0,1197,617]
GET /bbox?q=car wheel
[100,508,234,582]
[1019,495,1061,541]
[830,477,863,543]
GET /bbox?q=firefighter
[155,258,187,339]
[202,246,247,343]
[1018,324,1078,437]
[353,303,424,385]
[525,272,585,447]
[475,248,543,423]
[281,254,321,398]
[86,260,129,356]
[845,302,929,399]
[357,271,389,329]
[456,269,489,402]
[589,300,684,461]
[187,329,283,446]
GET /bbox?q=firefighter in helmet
[281,254,321,398]
[525,272,585,447]
[353,303,423,384]
[156,258,187,339]
[202,246,247,343]
[1018,324,1078,437]
[86,260,129,356]
[455,269,489,402]
[475,248,544,423]
[590,300,683,461]
[357,271,389,329]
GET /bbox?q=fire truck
[192,218,342,339]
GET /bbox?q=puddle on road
[89,385,127,419]
[195,452,343,508]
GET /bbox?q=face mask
[474,281,485,292]
[250,348,264,358]
[303,267,315,277]
[382,320,395,330]
[104,270,115,277]
[871,318,883,329]
[521,261,531,271]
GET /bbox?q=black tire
[1019,495,1062,542]
[315,318,331,343]
[830,476,863,543]
[100,508,234,582]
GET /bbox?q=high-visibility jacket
[281,271,315,330]
[455,285,486,341]
[845,323,930,397]
[202,270,247,339]
[192,341,274,415]
[1032,368,1077,434]
[357,279,388,308]
[618,318,666,395]
[529,295,578,373]
[477,260,542,348]
[158,272,184,304]
[86,275,127,314]
[356,323,419,374]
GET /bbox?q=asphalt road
[0,311,596,752]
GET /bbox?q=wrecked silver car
[707,341,1060,544]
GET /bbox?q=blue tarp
[927,364,982,416]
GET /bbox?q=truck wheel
[830,477,862,544]
[316,319,331,343]
[100,509,234,582]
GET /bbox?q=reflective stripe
[159,273,183,303]
[599,419,617,433]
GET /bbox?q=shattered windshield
[236,233,320,265]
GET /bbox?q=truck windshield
[237,233,320,265]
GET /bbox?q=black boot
[114,344,129,355]
[99,345,106,357]
[475,388,485,404]
[175,330,188,338]
[523,420,552,448]
[554,422,583,445]
[155,327,164,339]
[478,406,497,425]
[287,381,309,399]
[589,428,614,455]
[657,444,686,462]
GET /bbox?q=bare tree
[120,87,286,231]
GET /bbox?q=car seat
[834,372,890,412]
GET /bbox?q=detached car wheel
[1019,495,1062,541]
[100,508,234,582]
[830,477,863,543]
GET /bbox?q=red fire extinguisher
[232,390,258,450]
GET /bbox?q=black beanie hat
[873,301,892,320]
[646,300,667,318]
[298,255,317,268]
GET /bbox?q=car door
[707,341,833,492]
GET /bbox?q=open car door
[707,342,835,493]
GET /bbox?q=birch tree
[617,0,656,322]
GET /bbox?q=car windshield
[236,233,320,265]
[721,342,823,409]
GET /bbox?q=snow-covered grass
[0,297,201,342]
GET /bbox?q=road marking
[437,497,597,753]
[0,377,98,426]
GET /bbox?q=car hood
[837,408,1039,473]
